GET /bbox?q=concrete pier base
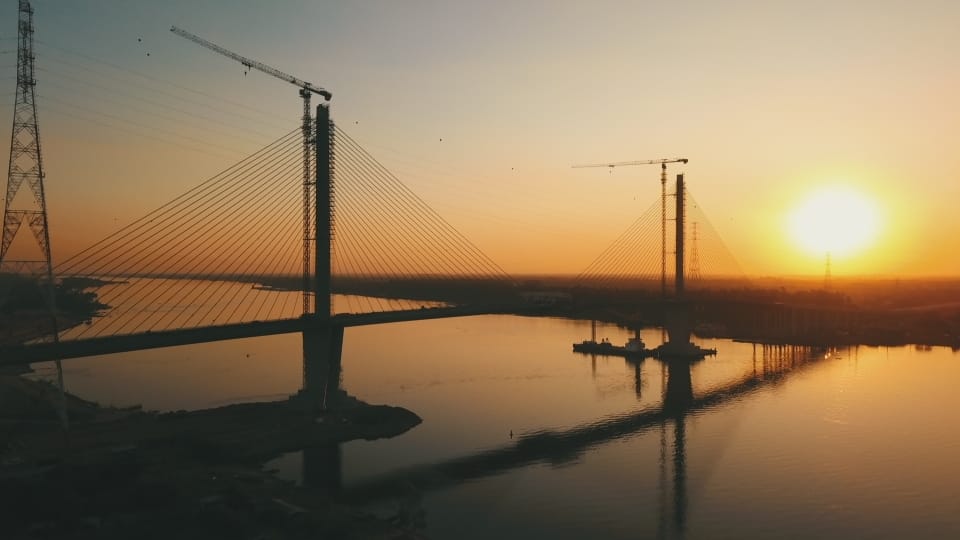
[299,324,344,411]
[656,300,716,359]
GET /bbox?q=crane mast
[572,158,688,297]
[170,26,331,315]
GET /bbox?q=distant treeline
[0,274,108,315]
[259,274,854,307]
[261,275,520,306]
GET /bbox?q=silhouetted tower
[314,103,334,318]
[2,1,52,277]
[3,0,57,324]
[660,174,712,356]
[2,0,67,427]
[659,164,667,296]
[170,26,332,315]
[689,221,701,282]
[674,174,685,297]
[824,251,832,289]
[571,158,687,297]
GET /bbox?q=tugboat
[572,321,651,359]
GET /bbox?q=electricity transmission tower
[2,0,55,286]
[2,0,67,427]
[689,221,702,281]
[824,251,832,289]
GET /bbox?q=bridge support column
[315,103,333,318]
[301,324,344,411]
[663,300,693,348]
[656,173,707,359]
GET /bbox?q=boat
[573,339,649,358]
[572,322,651,359]
[651,341,718,359]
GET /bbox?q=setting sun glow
[787,186,881,258]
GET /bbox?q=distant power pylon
[689,221,702,281]
[1,0,68,428]
[824,251,832,289]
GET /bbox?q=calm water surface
[30,302,960,539]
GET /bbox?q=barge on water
[572,337,652,359]
[572,321,652,359]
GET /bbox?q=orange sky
[2,0,958,277]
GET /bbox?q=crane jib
[169,26,331,100]
[570,158,689,169]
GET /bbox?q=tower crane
[170,26,331,101]
[170,26,331,315]
[572,158,688,297]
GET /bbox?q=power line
[34,40,289,128]
[35,98,247,161]
[35,66,277,145]
[37,92,253,157]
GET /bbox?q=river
[28,294,960,539]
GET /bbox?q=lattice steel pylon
[689,221,702,282]
[2,0,68,428]
[2,0,53,281]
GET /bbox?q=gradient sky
[2,0,958,277]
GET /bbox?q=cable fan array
[56,128,307,339]
[53,123,513,340]
[576,197,665,288]
[329,126,512,314]
[576,179,744,289]
[685,191,745,282]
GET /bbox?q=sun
[787,185,881,258]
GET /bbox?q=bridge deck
[1,305,535,365]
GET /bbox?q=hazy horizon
[2,0,958,278]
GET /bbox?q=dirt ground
[1,376,426,539]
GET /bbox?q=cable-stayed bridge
[1,102,746,374]
[0,2,866,393]
[45,123,513,336]
[0,3,754,399]
[1,90,861,415]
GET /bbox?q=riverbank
[312,275,960,349]
[0,375,424,539]
[0,275,108,347]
